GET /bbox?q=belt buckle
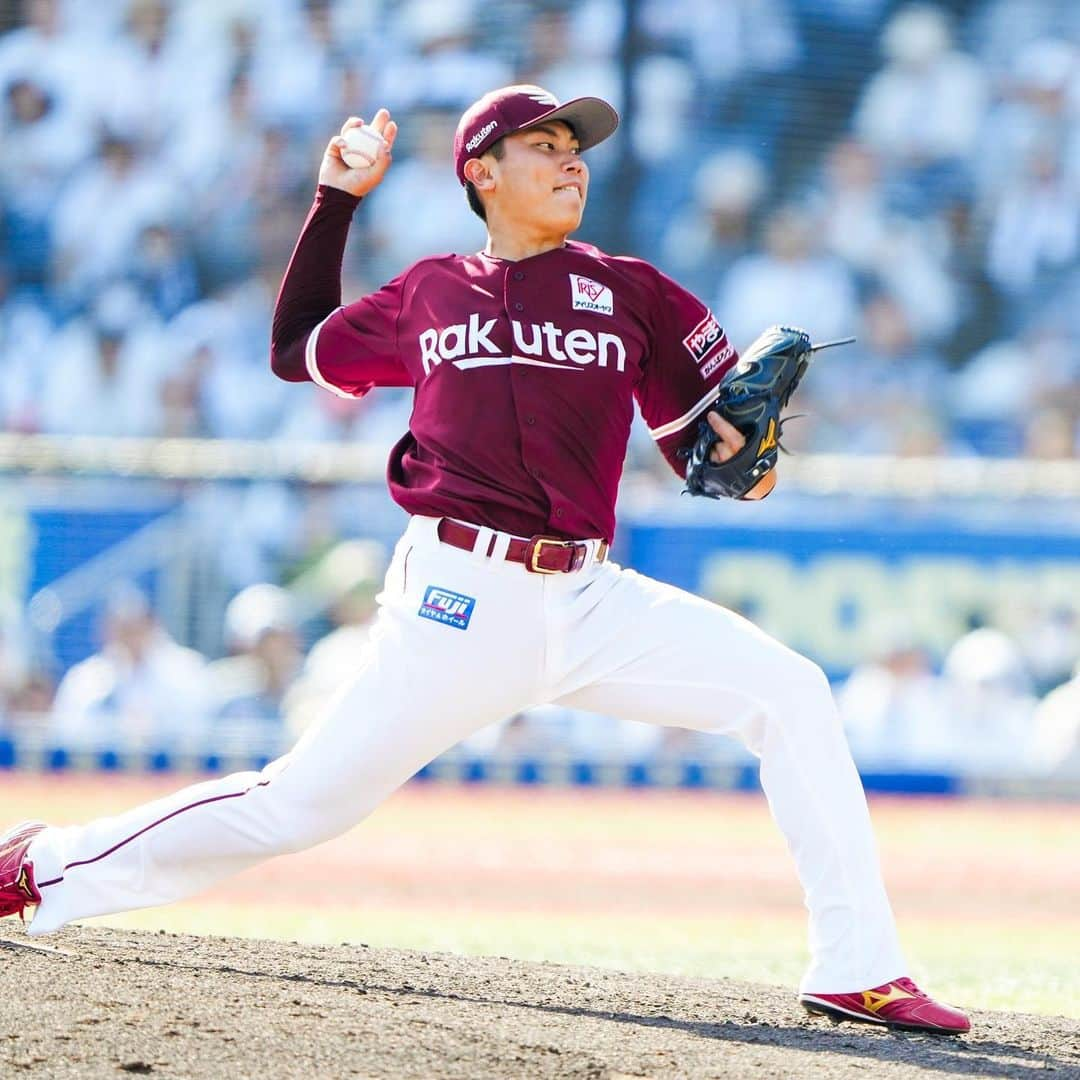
[529,536,571,574]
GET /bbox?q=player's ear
[463,157,495,192]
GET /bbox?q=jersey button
[526,416,536,426]
[513,271,525,281]
[555,508,565,518]
[514,302,524,311]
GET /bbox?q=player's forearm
[270,185,361,381]
[657,433,696,479]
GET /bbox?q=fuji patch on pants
[418,586,476,630]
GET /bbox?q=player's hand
[705,411,777,499]
[319,109,398,198]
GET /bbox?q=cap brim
[520,96,619,153]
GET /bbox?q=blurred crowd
[835,611,1080,778]
[0,0,1079,460]
[0,539,393,754]
[2,557,1079,780]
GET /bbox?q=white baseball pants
[27,515,905,993]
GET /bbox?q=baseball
[341,124,386,169]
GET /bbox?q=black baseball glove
[683,325,813,500]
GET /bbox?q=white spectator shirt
[855,53,987,162]
[51,635,210,750]
[38,321,164,439]
[717,252,859,351]
[368,159,485,274]
[52,160,182,293]
[1032,676,1080,777]
[0,298,53,432]
[372,47,512,112]
[838,664,957,771]
[0,25,95,124]
[987,177,1080,294]
[0,100,94,211]
[639,0,799,84]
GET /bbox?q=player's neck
[483,222,569,262]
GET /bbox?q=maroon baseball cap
[453,84,619,186]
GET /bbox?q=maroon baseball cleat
[0,821,46,920]
[800,977,970,1034]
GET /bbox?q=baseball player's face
[486,121,588,234]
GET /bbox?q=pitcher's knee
[268,800,357,855]
[772,651,835,716]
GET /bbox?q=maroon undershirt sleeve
[269,185,362,382]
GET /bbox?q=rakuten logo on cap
[465,120,498,152]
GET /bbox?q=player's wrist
[316,183,363,208]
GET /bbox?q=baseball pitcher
[0,86,968,1034]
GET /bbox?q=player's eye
[533,139,581,155]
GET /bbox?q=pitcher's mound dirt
[1,928,1076,1078]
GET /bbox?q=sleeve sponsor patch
[682,311,729,366]
[700,340,735,379]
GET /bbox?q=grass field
[2,772,1077,1019]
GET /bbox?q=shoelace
[892,977,929,999]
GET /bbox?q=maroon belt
[437,519,608,575]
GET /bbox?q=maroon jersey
[272,186,738,543]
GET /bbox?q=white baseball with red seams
[340,124,385,168]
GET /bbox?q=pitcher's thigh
[271,598,538,830]
[558,568,831,740]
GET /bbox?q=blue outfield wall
[7,737,1080,799]
[2,496,176,673]
[617,499,1080,680]
[0,737,1057,798]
